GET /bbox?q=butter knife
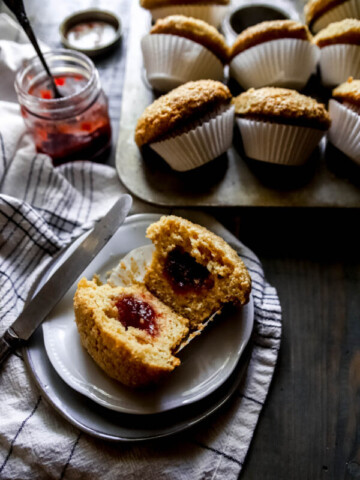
[0,193,132,367]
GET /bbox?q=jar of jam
[15,49,112,165]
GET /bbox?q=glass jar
[15,49,112,165]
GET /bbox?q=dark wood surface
[20,0,360,478]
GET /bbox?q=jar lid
[59,9,122,57]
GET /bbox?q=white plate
[42,214,254,415]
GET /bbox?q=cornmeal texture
[74,279,189,387]
[230,20,312,59]
[333,78,360,105]
[134,80,232,146]
[144,216,252,329]
[305,0,349,26]
[233,87,331,129]
[141,0,229,8]
[314,19,360,47]
[150,15,229,63]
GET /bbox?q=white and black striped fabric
[0,15,281,479]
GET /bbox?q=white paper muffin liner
[141,34,224,92]
[230,38,319,90]
[150,104,234,171]
[236,118,326,165]
[150,5,228,28]
[312,0,360,33]
[319,44,360,87]
[328,99,360,163]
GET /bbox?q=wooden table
[24,0,360,478]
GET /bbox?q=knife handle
[0,329,23,367]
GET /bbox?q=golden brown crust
[304,0,349,27]
[150,15,229,63]
[313,19,360,47]
[74,279,189,388]
[333,77,360,106]
[233,87,331,130]
[141,0,229,9]
[135,80,232,146]
[230,20,312,59]
[144,215,252,329]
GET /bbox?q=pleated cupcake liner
[149,5,228,28]
[229,38,319,90]
[150,104,235,171]
[236,118,326,165]
[141,34,224,92]
[319,44,360,87]
[328,99,360,164]
[312,0,360,33]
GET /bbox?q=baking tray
[115,0,360,207]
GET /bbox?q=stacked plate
[24,214,254,441]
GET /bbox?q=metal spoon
[3,0,62,99]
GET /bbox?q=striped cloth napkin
[0,13,282,479]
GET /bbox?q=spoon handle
[3,0,62,99]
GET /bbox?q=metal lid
[59,9,122,57]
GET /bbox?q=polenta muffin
[135,80,234,171]
[229,20,318,90]
[328,77,360,163]
[233,87,331,164]
[305,0,360,33]
[74,279,189,387]
[144,215,251,329]
[141,16,228,91]
[314,19,360,86]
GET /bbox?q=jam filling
[115,295,158,336]
[164,247,213,294]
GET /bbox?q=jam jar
[15,49,112,165]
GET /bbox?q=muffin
[74,279,189,387]
[134,80,234,171]
[139,0,230,28]
[328,77,360,163]
[141,15,228,92]
[229,20,319,90]
[144,215,251,330]
[233,87,331,165]
[305,0,360,33]
[314,19,360,86]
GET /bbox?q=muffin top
[230,20,312,59]
[233,87,331,129]
[305,0,348,27]
[313,18,360,47]
[333,77,360,105]
[141,0,229,9]
[150,15,229,63]
[135,80,232,146]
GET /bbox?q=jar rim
[15,48,98,106]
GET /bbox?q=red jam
[164,247,213,294]
[23,74,111,165]
[115,295,158,336]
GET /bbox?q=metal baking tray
[115,1,360,207]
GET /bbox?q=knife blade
[0,193,132,367]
